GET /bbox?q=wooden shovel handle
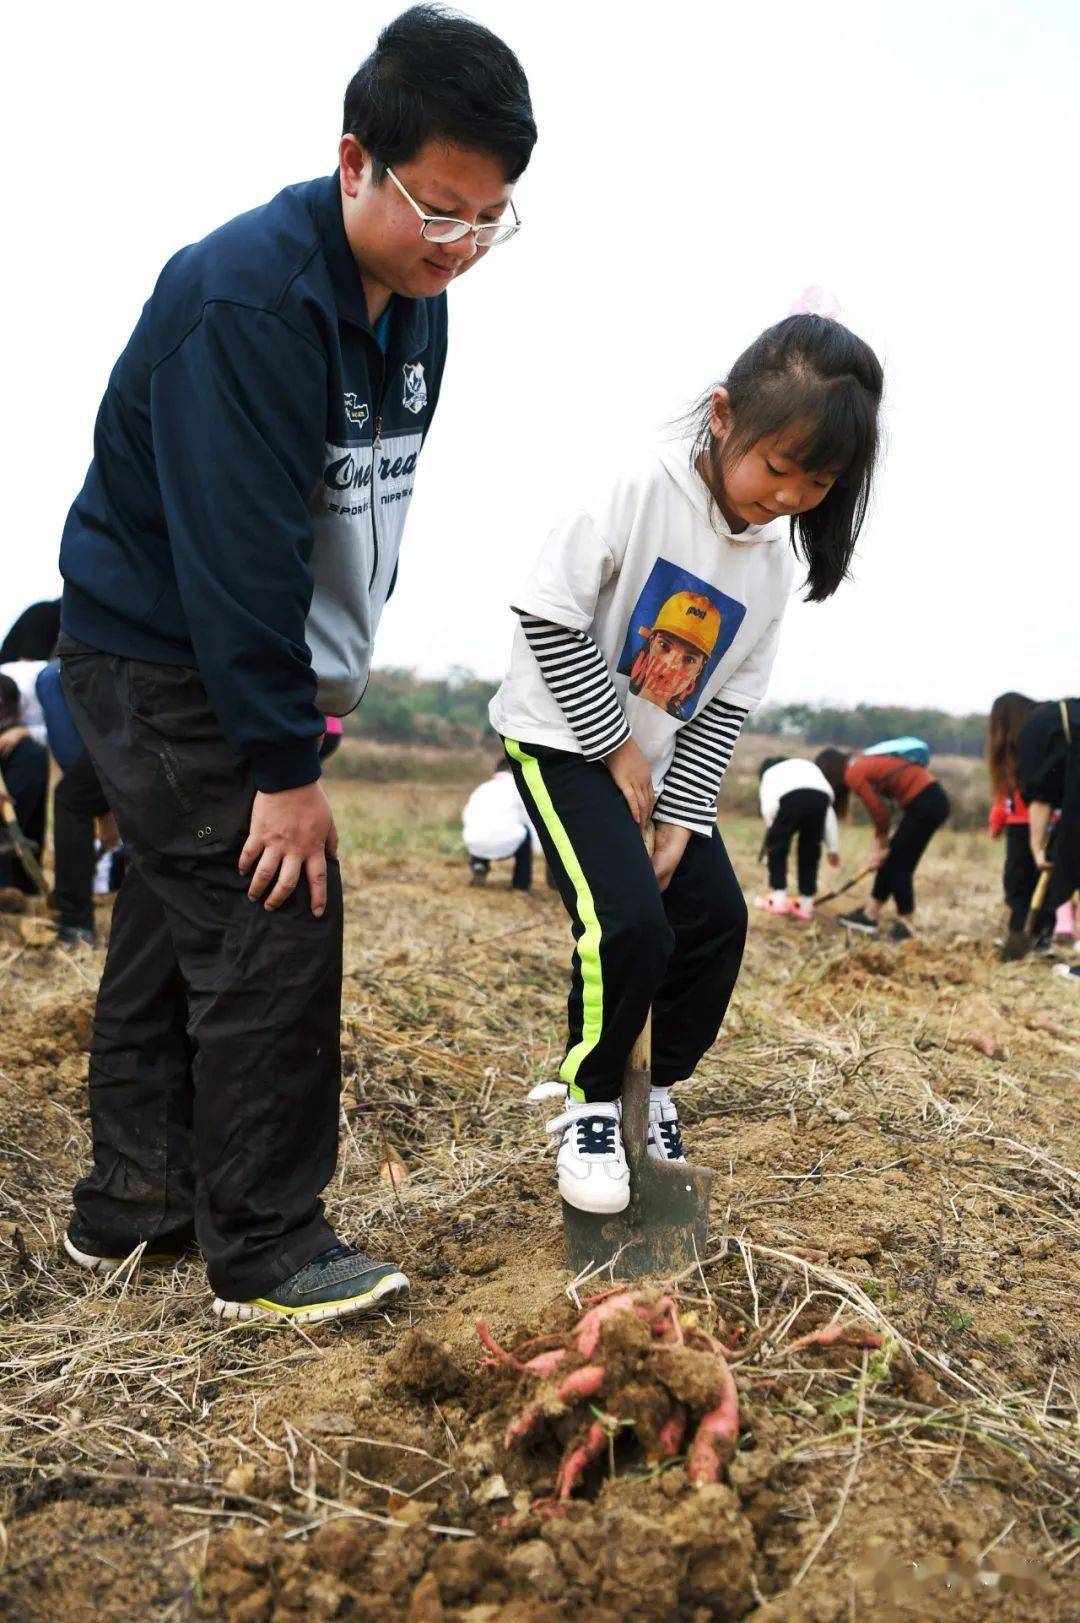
[628,823,656,1070]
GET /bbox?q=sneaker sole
[63,1235,183,1274]
[840,920,877,934]
[212,1269,411,1325]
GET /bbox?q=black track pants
[766,787,830,896]
[872,781,950,915]
[505,738,747,1104]
[59,640,340,1299]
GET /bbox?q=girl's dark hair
[987,691,1036,798]
[343,5,537,183]
[686,315,884,601]
[814,747,851,818]
[0,599,60,662]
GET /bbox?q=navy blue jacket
[60,175,448,791]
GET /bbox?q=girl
[755,754,841,921]
[489,313,884,1213]
[822,746,949,941]
[986,691,1054,951]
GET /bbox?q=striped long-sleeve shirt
[519,614,746,836]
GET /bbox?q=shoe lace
[656,1118,684,1158]
[546,1108,618,1155]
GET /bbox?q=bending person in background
[1018,696,1080,983]
[755,753,840,921]
[0,672,49,901]
[462,757,538,891]
[820,746,949,941]
[986,691,1055,954]
[36,660,114,947]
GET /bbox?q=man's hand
[605,736,654,826]
[827,850,841,869]
[651,822,691,892]
[0,726,30,759]
[239,781,338,916]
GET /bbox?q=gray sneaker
[213,1245,409,1325]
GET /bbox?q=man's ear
[339,135,372,199]
[709,387,733,445]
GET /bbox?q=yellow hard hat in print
[649,591,721,658]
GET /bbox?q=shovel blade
[562,1158,714,1277]
[562,1063,713,1278]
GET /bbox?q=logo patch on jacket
[343,392,370,428]
[402,363,428,416]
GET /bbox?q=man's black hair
[343,5,536,182]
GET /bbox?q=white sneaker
[546,1100,629,1214]
[1053,963,1080,983]
[646,1087,686,1162]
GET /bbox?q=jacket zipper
[369,409,382,590]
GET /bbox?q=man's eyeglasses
[384,166,521,248]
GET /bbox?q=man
[57,6,536,1323]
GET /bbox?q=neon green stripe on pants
[503,739,602,1102]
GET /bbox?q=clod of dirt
[651,1343,726,1411]
[385,1329,469,1400]
[309,1519,368,1577]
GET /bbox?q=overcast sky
[3,0,1076,712]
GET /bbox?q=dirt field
[1,765,1077,1621]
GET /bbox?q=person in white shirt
[490,311,884,1215]
[461,760,538,890]
[755,755,840,921]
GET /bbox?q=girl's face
[707,389,839,531]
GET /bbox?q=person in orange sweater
[816,747,949,940]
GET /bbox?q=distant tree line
[349,667,496,746]
[746,703,988,757]
[349,670,989,758]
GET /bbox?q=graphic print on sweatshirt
[616,558,747,721]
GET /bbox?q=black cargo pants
[59,639,340,1299]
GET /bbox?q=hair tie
[789,286,841,320]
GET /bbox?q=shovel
[562,1005,714,1277]
[815,861,875,907]
[1001,868,1052,962]
[0,798,49,899]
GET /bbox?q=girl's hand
[868,838,889,870]
[651,822,691,892]
[827,851,841,868]
[605,736,655,826]
[0,726,30,758]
